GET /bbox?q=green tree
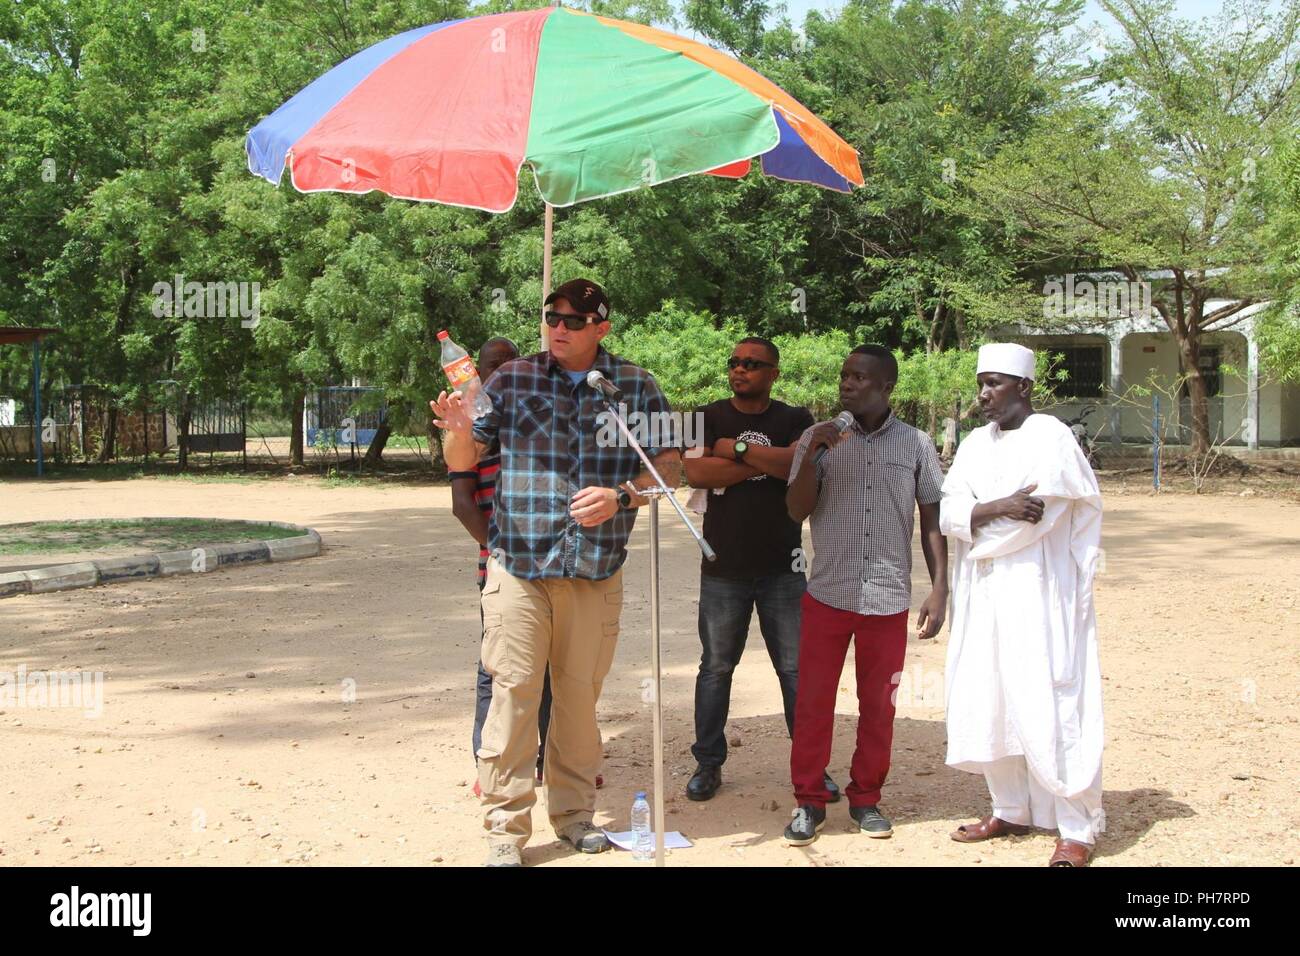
[1254,126,1300,385]
[786,0,1086,350]
[963,0,1300,454]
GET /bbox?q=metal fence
[188,399,245,453]
[305,386,387,447]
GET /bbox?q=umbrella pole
[649,495,665,867]
[540,203,554,349]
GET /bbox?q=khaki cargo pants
[477,556,623,847]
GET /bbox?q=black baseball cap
[544,278,610,320]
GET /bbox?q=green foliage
[607,302,746,410]
[891,348,979,426]
[3,0,1296,464]
[957,0,1300,450]
[1252,127,1300,384]
[769,328,853,418]
[683,0,772,56]
[608,303,863,418]
[1256,308,1300,385]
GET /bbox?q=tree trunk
[362,422,391,466]
[941,416,958,460]
[927,299,948,353]
[177,399,191,471]
[97,406,117,463]
[1176,334,1211,456]
[97,259,138,464]
[1158,275,1212,457]
[428,416,444,474]
[952,308,970,350]
[290,391,305,466]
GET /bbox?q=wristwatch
[733,440,749,461]
[616,487,634,510]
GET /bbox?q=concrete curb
[0,518,322,599]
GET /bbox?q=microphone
[813,411,855,464]
[586,370,624,402]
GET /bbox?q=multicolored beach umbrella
[246,6,864,211]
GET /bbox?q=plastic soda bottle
[438,330,493,419]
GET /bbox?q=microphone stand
[597,395,714,868]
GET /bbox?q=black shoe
[850,804,893,838]
[784,804,826,846]
[686,765,722,801]
[823,772,842,803]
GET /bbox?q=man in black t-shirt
[682,337,840,803]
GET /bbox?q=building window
[1049,345,1104,398]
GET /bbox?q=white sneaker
[484,844,523,867]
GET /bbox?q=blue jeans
[691,570,806,768]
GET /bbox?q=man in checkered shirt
[781,344,949,846]
[433,278,681,867]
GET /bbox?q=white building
[1001,289,1300,449]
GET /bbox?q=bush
[609,305,860,417]
[605,304,1071,438]
[770,329,853,418]
[892,348,980,431]
[606,303,746,410]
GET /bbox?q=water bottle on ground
[631,791,653,861]
[438,330,493,420]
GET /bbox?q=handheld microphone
[813,411,855,464]
[586,369,624,402]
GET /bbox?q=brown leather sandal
[950,815,1033,843]
[1048,838,1093,867]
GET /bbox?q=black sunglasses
[544,310,603,332]
[727,357,776,371]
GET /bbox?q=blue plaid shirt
[472,346,679,580]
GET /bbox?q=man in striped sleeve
[447,337,558,797]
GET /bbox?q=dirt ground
[1,475,1297,868]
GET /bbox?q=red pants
[791,593,908,809]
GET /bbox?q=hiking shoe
[559,820,611,854]
[784,804,826,846]
[850,805,893,838]
[484,844,522,867]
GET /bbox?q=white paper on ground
[603,830,693,851]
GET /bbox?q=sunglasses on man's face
[727,357,776,371]
[544,310,602,332]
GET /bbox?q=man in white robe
[940,343,1104,867]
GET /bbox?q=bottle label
[443,355,477,388]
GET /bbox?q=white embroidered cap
[976,342,1036,381]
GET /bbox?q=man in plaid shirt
[433,278,681,867]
